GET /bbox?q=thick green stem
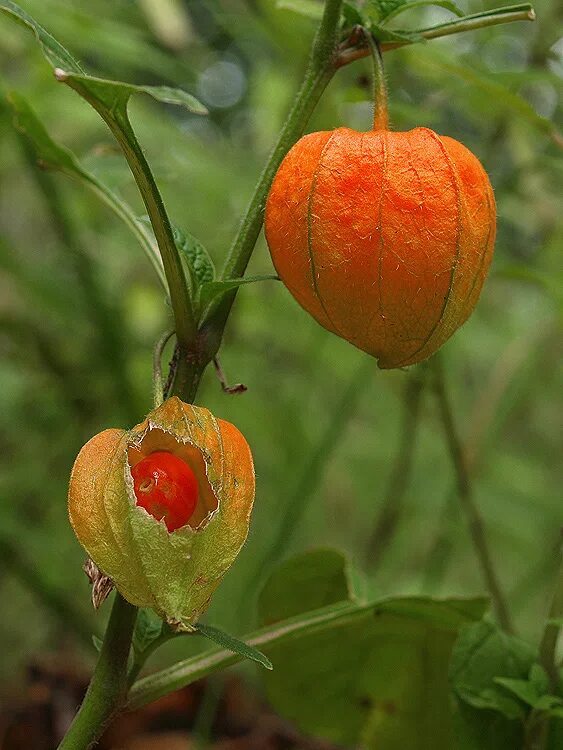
[58,595,137,750]
[431,356,513,633]
[200,0,344,352]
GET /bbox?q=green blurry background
[0,0,561,709]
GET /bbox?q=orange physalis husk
[68,397,255,629]
[265,127,496,368]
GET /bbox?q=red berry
[131,451,199,532]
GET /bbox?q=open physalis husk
[68,397,255,629]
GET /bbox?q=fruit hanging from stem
[265,33,495,368]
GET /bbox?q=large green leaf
[258,549,358,625]
[260,553,487,748]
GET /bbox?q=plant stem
[152,329,174,407]
[336,4,535,65]
[200,0,344,353]
[62,81,200,402]
[127,602,362,709]
[365,32,389,130]
[431,355,513,634]
[524,545,563,750]
[364,368,426,569]
[58,594,137,750]
[58,4,347,746]
[539,544,563,689]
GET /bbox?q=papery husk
[69,397,255,628]
[265,127,496,368]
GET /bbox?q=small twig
[364,367,426,568]
[420,324,555,593]
[431,354,513,633]
[153,329,175,407]
[523,538,563,750]
[539,539,563,690]
[363,29,389,130]
[212,356,247,395]
[336,4,536,65]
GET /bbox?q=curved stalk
[365,32,389,131]
[431,355,513,633]
[128,602,362,710]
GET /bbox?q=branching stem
[431,355,513,633]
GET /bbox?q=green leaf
[92,634,103,652]
[258,549,357,626]
[533,695,563,712]
[529,664,550,697]
[172,225,215,287]
[342,1,364,25]
[133,608,164,654]
[261,572,486,749]
[129,590,486,712]
[275,0,323,20]
[454,684,525,720]
[0,0,84,72]
[198,275,279,311]
[6,91,166,288]
[195,623,273,671]
[0,2,206,115]
[449,620,535,749]
[494,677,540,707]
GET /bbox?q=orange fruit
[265,127,496,368]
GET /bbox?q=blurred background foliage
[0,0,561,720]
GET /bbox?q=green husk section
[88,398,253,627]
